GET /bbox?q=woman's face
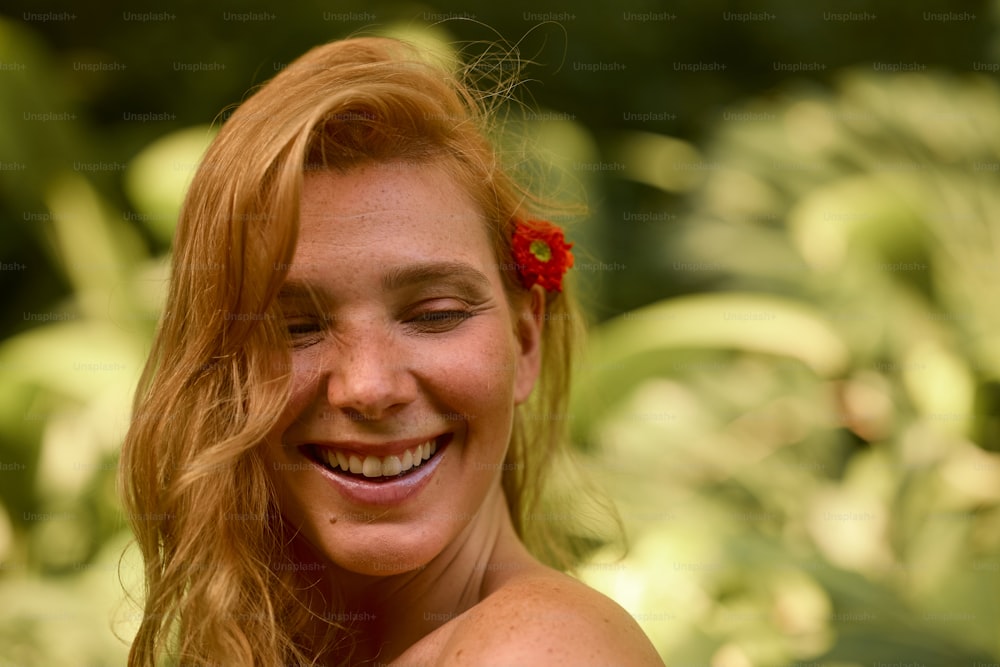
[262,161,542,576]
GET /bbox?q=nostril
[345,409,376,422]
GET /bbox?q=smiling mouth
[302,435,447,483]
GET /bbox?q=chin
[318,525,446,577]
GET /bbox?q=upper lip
[299,433,446,459]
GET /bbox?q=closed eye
[407,309,474,332]
[414,310,471,322]
[285,320,324,348]
[287,322,322,334]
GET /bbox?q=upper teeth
[319,440,438,478]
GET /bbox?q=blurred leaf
[45,174,148,320]
[574,292,849,434]
[124,125,217,244]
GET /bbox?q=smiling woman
[118,36,664,666]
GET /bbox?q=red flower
[511,219,574,292]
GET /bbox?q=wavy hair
[119,35,595,666]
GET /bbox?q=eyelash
[283,308,475,348]
[407,309,475,332]
[285,321,324,349]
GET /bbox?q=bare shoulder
[438,569,665,666]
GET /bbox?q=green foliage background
[2,1,1000,665]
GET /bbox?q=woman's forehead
[299,161,479,217]
[295,166,488,250]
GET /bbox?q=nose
[322,324,416,421]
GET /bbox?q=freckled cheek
[261,354,322,458]
[424,336,518,423]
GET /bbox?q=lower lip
[307,435,451,507]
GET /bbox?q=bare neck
[303,482,545,664]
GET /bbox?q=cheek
[430,328,519,478]
[417,326,518,418]
[260,352,321,458]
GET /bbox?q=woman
[120,35,664,666]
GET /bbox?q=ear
[513,284,545,405]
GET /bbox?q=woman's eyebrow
[381,261,492,294]
[276,261,493,302]
[277,280,321,303]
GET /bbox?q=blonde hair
[119,36,590,666]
